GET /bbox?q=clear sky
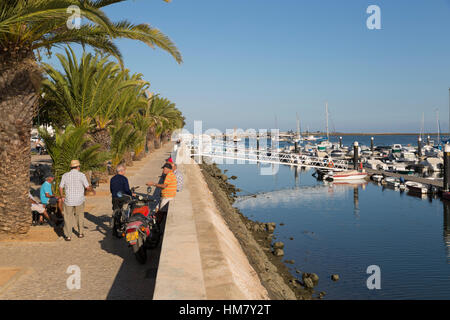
[47,0,450,133]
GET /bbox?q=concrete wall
[153,143,268,300]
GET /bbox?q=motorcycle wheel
[134,245,147,264]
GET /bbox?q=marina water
[217,135,450,299]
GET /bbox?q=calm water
[215,135,450,300]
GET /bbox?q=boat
[317,140,332,151]
[405,181,429,194]
[329,170,368,181]
[371,174,384,182]
[304,135,320,141]
[421,157,443,172]
[366,159,389,171]
[391,144,402,154]
[442,192,450,201]
[384,177,402,188]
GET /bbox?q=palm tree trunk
[0,52,41,234]
[147,127,156,153]
[90,129,111,151]
[123,151,133,167]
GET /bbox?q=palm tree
[39,124,109,189]
[42,47,149,149]
[0,0,181,234]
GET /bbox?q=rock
[289,279,298,288]
[230,175,237,180]
[295,269,301,274]
[331,274,339,282]
[252,224,261,232]
[309,273,319,283]
[303,277,314,289]
[302,273,310,281]
[273,248,284,257]
[266,235,273,241]
[280,222,285,226]
[318,292,326,299]
[309,273,319,286]
[289,237,294,240]
[220,174,228,181]
[273,241,284,249]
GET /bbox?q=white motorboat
[384,177,401,188]
[391,144,402,154]
[371,174,384,182]
[329,170,368,181]
[405,181,429,194]
[366,159,389,171]
[421,157,443,172]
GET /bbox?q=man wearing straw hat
[59,160,95,241]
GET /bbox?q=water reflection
[444,200,450,263]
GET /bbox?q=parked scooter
[114,187,161,264]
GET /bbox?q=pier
[365,168,443,188]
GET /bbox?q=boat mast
[326,101,329,140]
[420,112,424,140]
[296,112,301,139]
[436,108,440,146]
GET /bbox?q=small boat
[405,181,429,194]
[391,144,402,154]
[384,177,401,188]
[371,174,384,182]
[329,170,368,181]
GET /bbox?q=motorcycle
[114,187,161,264]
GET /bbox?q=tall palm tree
[0,0,181,234]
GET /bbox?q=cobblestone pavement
[0,145,173,300]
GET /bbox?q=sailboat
[292,113,303,143]
[317,102,332,151]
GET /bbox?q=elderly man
[146,163,177,219]
[40,173,63,216]
[110,164,135,210]
[59,160,95,241]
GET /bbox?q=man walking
[59,160,95,241]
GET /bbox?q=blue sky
[48,0,450,133]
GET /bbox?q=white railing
[186,141,348,171]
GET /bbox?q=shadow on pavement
[85,210,166,300]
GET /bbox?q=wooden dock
[365,168,443,188]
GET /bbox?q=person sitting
[29,192,50,226]
[40,174,63,222]
[110,164,135,210]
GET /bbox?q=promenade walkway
[0,142,269,300]
[0,144,173,300]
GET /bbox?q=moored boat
[405,181,429,194]
[330,170,368,181]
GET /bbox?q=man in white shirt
[59,160,95,241]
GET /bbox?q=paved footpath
[0,144,173,300]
